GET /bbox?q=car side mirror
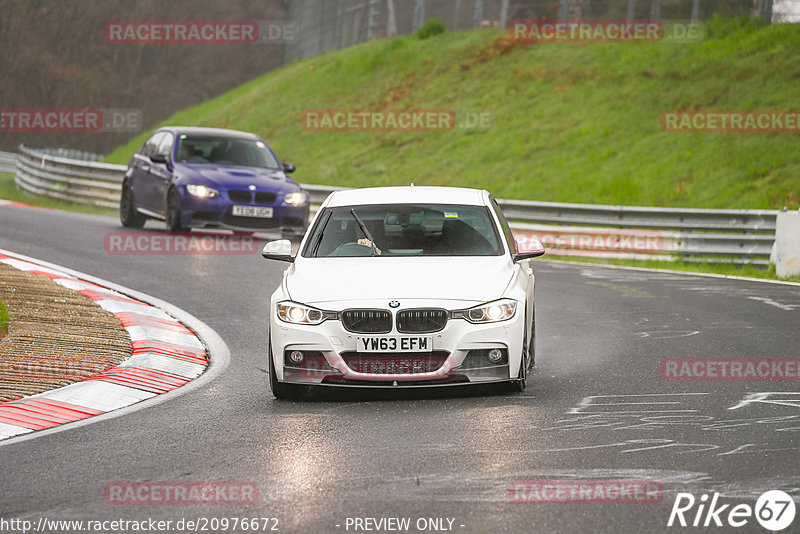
[262,239,294,262]
[150,153,168,164]
[513,237,545,261]
[282,162,296,174]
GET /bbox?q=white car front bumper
[269,298,525,387]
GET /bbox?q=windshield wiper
[350,209,377,256]
[310,210,333,257]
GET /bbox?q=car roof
[157,126,262,140]
[324,186,491,207]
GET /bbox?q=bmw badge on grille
[389,301,400,308]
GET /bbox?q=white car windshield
[303,204,504,257]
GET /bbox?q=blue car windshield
[176,135,280,169]
[303,204,504,257]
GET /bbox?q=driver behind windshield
[179,142,195,162]
[356,230,382,255]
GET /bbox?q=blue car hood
[179,165,295,191]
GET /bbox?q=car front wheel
[529,312,536,368]
[165,188,184,232]
[512,337,528,392]
[512,312,534,392]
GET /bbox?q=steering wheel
[329,242,373,256]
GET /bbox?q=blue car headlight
[283,191,309,206]
[186,184,220,199]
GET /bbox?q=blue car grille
[228,190,252,203]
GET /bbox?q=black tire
[165,187,184,232]
[529,311,536,368]
[512,310,534,393]
[120,181,146,228]
[512,333,528,392]
[268,336,300,400]
[512,355,527,392]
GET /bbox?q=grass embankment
[106,16,800,210]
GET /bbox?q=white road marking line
[747,296,799,311]
[729,392,800,411]
[570,393,709,414]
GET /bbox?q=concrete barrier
[774,210,800,278]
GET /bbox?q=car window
[156,132,174,158]
[140,132,165,157]
[175,134,280,168]
[302,204,504,258]
[490,197,517,255]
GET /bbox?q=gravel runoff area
[0,262,132,402]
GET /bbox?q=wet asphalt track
[1,204,799,533]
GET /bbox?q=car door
[150,132,175,215]
[134,131,166,212]
[128,132,161,211]
[491,197,535,341]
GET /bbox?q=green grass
[545,256,800,283]
[0,173,116,216]
[106,19,800,210]
[0,298,8,329]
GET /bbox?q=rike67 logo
[668,490,796,531]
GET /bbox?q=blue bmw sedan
[120,126,309,235]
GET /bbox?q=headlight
[277,301,334,325]
[283,191,309,205]
[452,299,517,324]
[186,184,220,199]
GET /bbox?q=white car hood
[286,256,514,306]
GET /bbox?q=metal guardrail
[0,151,17,173]
[15,145,124,208]
[9,146,778,264]
[25,147,104,162]
[497,198,777,233]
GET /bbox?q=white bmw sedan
[262,186,545,398]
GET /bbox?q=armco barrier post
[774,209,800,278]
